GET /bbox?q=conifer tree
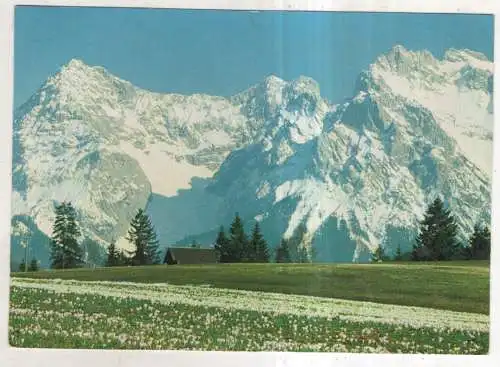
[106,239,120,267]
[126,209,160,266]
[249,222,270,263]
[469,224,491,260]
[275,238,291,263]
[228,213,248,262]
[28,258,39,272]
[214,225,230,263]
[412,198,459,261]
[50,201,83,269]
[146,235,161,265]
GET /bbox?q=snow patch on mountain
[114,141,213,196]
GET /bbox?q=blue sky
[14,7,494,108]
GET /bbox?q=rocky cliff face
[11,45,493,265]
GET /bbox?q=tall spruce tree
[106,239,120,267]
[413,198,459,261]
[249,222,270,263]
[50,201,83,269]
[469,224,491,260]
[275,238,291,263]
[214,225,230,263]
[228,213,248,262]
[126,209,160,266]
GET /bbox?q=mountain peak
[59,58,96,76]
[288,76,320,95]
[389,44,409,56]
[444,48,490,62]
[383,45,414,62]
[376,45,438,71]
[65,58,87,68]
[38,58,136,107]
[263,74,285,85]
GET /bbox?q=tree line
[371,197,490,262]
[214,213,311,263]
[47,197,490,270]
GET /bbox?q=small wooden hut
[163,247,218,265]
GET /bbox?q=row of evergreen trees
[371,198,491,262]
[214,214,311,263]
[49,198,490,269]
[463,224,491,260]
[214,214,270,263]
[49,204,312,269]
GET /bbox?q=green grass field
[12,261,490,314]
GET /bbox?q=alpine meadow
[9,8,493,354]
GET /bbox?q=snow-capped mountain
[11,45,493,265]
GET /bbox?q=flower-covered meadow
[9,278,489,353]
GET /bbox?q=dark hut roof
[164,247,218,265]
